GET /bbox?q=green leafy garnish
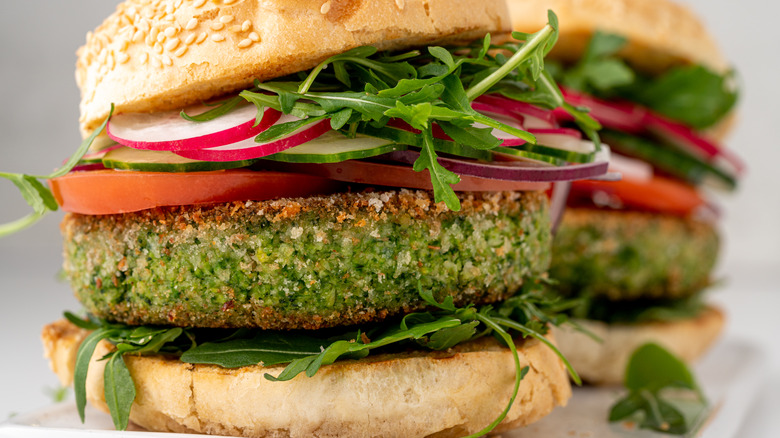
[609,343,707,435]
[70,284,579,434]
[551,32,737,129]
[0,105,114,238]
[228,11,587,211]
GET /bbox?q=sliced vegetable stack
[43,21,615,219]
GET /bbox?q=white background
[0,0,778,435]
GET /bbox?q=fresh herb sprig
[68,284,579,435]
[0,105,114,238]
[609,343,708,435]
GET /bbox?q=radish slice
[175,115,331,162]
[644,113,745,176]
[608,152,653,182]
[474,95,558,129]
[378,146,610,182]
[529,128,592,154]
[555,87,646,133]
[108,105,281,151]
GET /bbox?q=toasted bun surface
[77,0,509,136]
[43,319,571,437]
[550,306,724,385]
[508,0,727,75]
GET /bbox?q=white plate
[0,338,767,438]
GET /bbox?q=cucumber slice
[103,146,253,172]
[493,147,567,166]
[264,132,403,163]
[602,130,737,190]
[356,124,492,161]
[515,143,595,163]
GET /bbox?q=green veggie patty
[62,189,551,330]
[550,208,718,303]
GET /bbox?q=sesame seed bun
[550,306,725,385]
[42,318,571,437]
[76,0,509,136]
[507,0,727,75]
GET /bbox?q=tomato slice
[50,169,345,215]
[568,175,706,216]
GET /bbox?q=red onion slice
[175,115,331,162]
[108,105,281,151]
[549,181,571,234]
[379,146,610,182]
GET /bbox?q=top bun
[508,0,727,75]
[76,0,509,136]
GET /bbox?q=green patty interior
[63,190,551,330]
[549,208,718,309]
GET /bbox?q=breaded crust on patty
[550,208,719,302]
[63,189,550,330]
[43,318,571,437]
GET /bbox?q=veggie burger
[33,0,612,436]
[509,0,741,384]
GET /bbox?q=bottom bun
[42,319,571,438]
[550,305,724,385]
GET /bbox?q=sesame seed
[165,37,180,51]
[210,22,225,31]
[140,52,149,64]
[152,56,162,68]
[184,33,196,45]
[395,0,405,9]
[211,34,225,42]
[220,15,234,24]
[321,1,331,14]
[149,27,159,41]
[193,0,207,7]
[157,32,166,43]
[229,25,242,32]
[196,32,208,44]
[139,19,151,32]
[175,46,188,57]
[174,0,183,8]
[223,0,237,4]
[117,52,130,64]
[164,14,175,22]
[162,54,173,66]
[185,18,198,30]
[132,29,145,42]
[164,26,177,37]
[119,39,130,51]
[154,42,163,53]
[237,38,252,48]
[242,20,252,31]
[165,4,174,14]
[248,32,260,42]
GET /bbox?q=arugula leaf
[181,333,328,368]
[609,343,706,435]
[628,66,738,129]
[0,105,113,238]
[180,96,244,122]
[74,328,113,423]
[412,128,461,211]
[103,352,136,430]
